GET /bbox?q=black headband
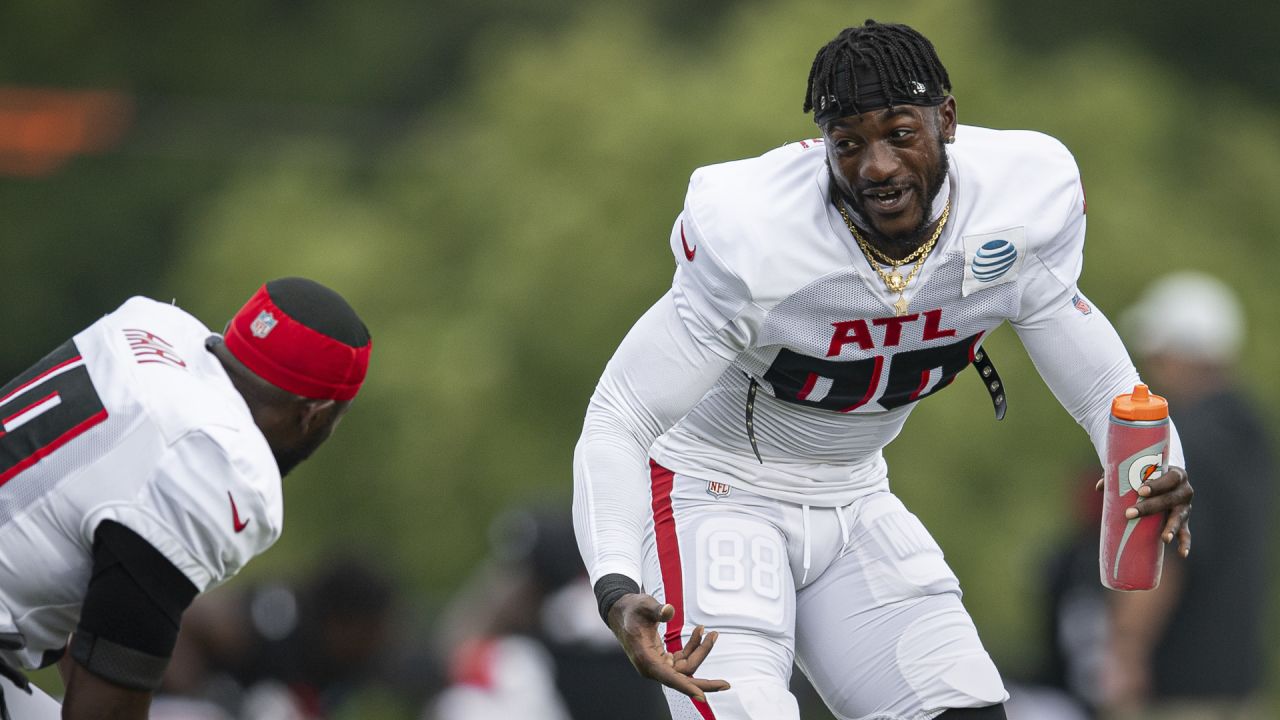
[813,61,947,125]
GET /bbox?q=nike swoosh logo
[680,223,696,261]
[228,491,250,533]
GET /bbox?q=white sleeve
[1012,197,1184,469]
[573,291,738,586]
[86,431,283,592]
[668,208,760,356]
[575,198,759,587]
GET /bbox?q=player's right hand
[606,592,730,703]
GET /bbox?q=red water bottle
[1099,384,1170,591]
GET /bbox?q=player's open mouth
[862,186,912,214]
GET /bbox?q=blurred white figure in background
[1122,271,1244,369]
[148,696,235,720]
[427,637,570,720]
[1104,271,1274,720]
[426,506,664,720]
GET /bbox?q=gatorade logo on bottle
[1121,446,1165,494]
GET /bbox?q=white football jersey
[0,297,282,669]
[574,125,1182,585]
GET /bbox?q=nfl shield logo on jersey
[250,310,278,338]
[706,481,731,499]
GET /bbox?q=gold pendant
[893,295,910,316]
[886,272,906,293]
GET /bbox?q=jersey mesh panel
[662,687,715,720]
[0,421,126,528]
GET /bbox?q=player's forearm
[573,294,736,585]
[573,411,654,586]
[1015,285,1184,466]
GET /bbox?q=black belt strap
[0,633,30,693]
[745,375,763,463]
[972,346,1007,420]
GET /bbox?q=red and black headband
[223,279,371,401]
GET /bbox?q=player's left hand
[607,592,730,703]
[1098,465,1192,557]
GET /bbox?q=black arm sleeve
[70,521,199,691]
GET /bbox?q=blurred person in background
[0,278,371,719]
[1102,272,1274,720]
[427,506,665,720]
[158,554,406,720]
[572,19,1194,720]
[1003,468,1108,720]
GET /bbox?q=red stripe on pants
[650,460,685,652]
[649,460,717,720]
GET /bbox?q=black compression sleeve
[71,521,199,691]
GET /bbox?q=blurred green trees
[3,0,1278,714]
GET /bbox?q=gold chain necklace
[837,198,951,316]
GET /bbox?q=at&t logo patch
[973,239,1018,282]
[962,227,1026,296]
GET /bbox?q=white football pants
[643,463,1007,720]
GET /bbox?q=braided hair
[804,20,951,124]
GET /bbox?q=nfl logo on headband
[250,311,277,339]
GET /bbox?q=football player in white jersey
[0,277,371,719]
[572,20,1194,720]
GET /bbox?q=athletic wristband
[594,573,641,623]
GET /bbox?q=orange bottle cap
[1112,383,1169,421]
